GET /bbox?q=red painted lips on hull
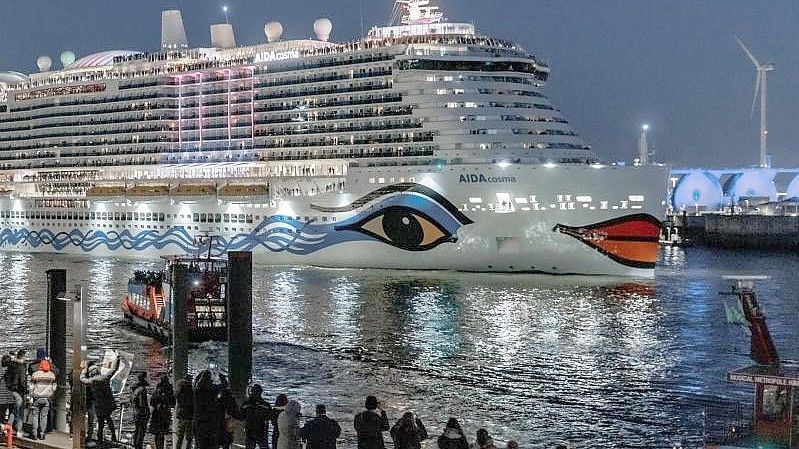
[553,214,662,269]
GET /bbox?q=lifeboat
[126,185,170,203]
[86,185,126,202]
[218,184,270,203]
[171,183,216,203]
[121,270,170,341]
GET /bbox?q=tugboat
[703,276,799,448]
[121,254,229,342]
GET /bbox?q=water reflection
[0,248,797,447]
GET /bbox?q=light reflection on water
[0,248,797,448]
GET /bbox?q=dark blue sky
[2,1,798,167]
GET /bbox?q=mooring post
[171,263,190,387]
[70,285,85,449]
[46,269,68,432]
[227,251,253,407]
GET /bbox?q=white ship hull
[0,163,668,277]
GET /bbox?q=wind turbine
[736,36,775,168]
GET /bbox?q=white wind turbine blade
[751,72,761,118]
[736,36,761,67]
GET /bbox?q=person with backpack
[390,412,428,449]
[240,384,271,449]
[131,373,150,449]
[149,375,176,449]
[353,396,389,449]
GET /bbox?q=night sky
[1,0,798,168]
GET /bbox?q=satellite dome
[264,21,284,43]
[671,170,724,211]
[313,18,333,42]
[724,170,777,202]
[60,51,76,68]
[36,55,52,72]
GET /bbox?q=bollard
[227,251,252,444]
[226,251,252,406]
[171,263,190,386]
[46,269,68,432]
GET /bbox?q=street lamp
[223,5,229,24]
[58,285,84,449]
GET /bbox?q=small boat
[171,183,216,203]
[121,255,229,342]
[87,185,126,202]
[126,185,169,203]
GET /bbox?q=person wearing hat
[29,359,57,440]
[131,372,150,449]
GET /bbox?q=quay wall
[674,214,799,249]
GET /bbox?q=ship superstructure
[0,1,668,276]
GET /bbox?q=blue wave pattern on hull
[0,185,472,255]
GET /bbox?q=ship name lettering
[458,174,517,183]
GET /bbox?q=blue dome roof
[672,170,724,210]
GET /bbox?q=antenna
[736,35,775,168]
[223,5,229,24]
[360,0,365,37]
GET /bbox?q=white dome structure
[671,170,724,211]
[67,50,142,69]
[36,55,52,72]
[724,170,778,202]
[60,51,76,68]
[313,18,333,42]
[264,21,284,43]
[0,71,29,85]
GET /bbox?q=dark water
[1,247,798,448]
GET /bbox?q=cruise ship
[0,1,668,276]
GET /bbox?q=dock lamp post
[58,284,85,449]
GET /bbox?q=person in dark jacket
[270,394,288,449]
[0,355,14,425]
[175,375,194,449]
[84,362,96,442]
[131,373,150,449]
[5,350,28,433]
[150,375,176,449]
[437,418,468,449]
[193,370,221,449]
[301,404,341,449]
[79,356,121,443]
[469,429,496,449]
[353,396,389,449]
[217,374,239,449]
[241,384,270,449]
[390,412,428,449]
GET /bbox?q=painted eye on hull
[337,206,455,251]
